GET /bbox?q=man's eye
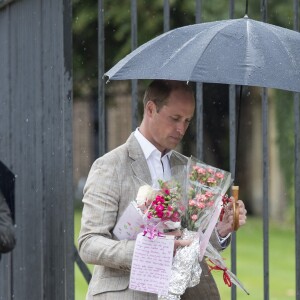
[170,116,180,122]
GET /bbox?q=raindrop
[247,91,251,97]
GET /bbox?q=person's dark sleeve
[0,191,16,253]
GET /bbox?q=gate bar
[294,1,300,297]
[131,0,138,130]
[98,0,105,156]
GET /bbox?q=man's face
[147,89,195,153]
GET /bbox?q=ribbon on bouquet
[207,259,232,287]
[143,225,164,240]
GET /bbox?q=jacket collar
[127,133,188,186]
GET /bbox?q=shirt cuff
[215,228,231,247]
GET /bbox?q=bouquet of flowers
[136,179,185,239]
[118,158,247,298]
[182,157,232,233]
[159,157,232,300]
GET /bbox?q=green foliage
[73,0,98,97]
[273,90,295,221]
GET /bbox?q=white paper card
[129,233,174,296]
[198,199,222,260]
[113,202,145,240]
[198,175,232,260]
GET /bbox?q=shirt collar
[134,128,173,160]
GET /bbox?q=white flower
[136,184,156,206]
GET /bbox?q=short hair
[143,80,194,111]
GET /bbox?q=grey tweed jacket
[78,133,222,300]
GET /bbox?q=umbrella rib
[260,22,300,70]
[188,20,237,81]
[159,20,237,79]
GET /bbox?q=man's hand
[165,229,193,254]
[216,200,247,238]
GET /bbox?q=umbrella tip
[245,0,249,17]
[243,14,249,19]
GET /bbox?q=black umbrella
[105,16,300,93]
[0,160,15,222]
[104,13,300,232]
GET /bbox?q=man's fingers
[165,229,182,237]
[174,239,192,248]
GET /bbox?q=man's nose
[176,122,185,135]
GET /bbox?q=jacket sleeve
[0,191,16,253]
[78,154,136,272]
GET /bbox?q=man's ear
[145,101,156,116]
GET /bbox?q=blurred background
[73,0,296,222]
[72,1,298,299]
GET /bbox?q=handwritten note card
[113,202,145,240]
[129,233,174,296]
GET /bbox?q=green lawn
[74,211,295,300]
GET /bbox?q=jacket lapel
[126,133,189,186]
[127,133,152,186]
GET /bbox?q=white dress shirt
[134,128,172,188]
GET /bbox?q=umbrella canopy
[105,16,300,93]
[0,160,15,222]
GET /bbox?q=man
[0,190,16,256]
[78,80,247,299]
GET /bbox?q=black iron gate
[76,1,300,300]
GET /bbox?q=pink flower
[189,199,196,206]
[197,167,206,175]
[155,204,164,212]
[179,205,186,212]
[207,201,214,207]
[155,195,165,204]
[197,202,205,209]
[157,211,164,218]
[215,172,224,179]
[207,168,215,174]
[205,191,214,198]
[164,211,172,218]
[167,205,174,211]
[191,214,198,221]
[207,177,216,184]
[196,194,206,202]
[164,189,170,195]
[171,211,180,222]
